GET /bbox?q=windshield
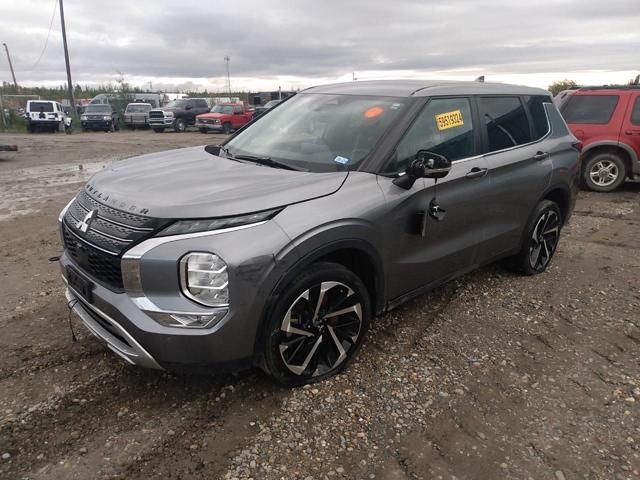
[85,104,111,113]
[211,105,234,114]
[29,102,54,112]
[126,104,151,113]
[225,94,408,172]
[166,99,188,108]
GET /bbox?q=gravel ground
[0,131,638,480]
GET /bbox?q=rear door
[477,95,553,260]
[619,92,640,168]
[380,96,492,299]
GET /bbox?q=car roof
[302,79,549,97]
[573,86,640,94]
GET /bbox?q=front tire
[199,128,208,134]
[582,152,626,192]
[505,200,562,276]
[222,122,231,134]
[263,262,370,386]
[173,118,186,132]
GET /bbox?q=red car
[195,103,254,134]
[561,84,640,191]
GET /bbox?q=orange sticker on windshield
[364,106,384,118]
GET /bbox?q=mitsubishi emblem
[76,210,97,233]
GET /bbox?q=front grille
[63,223,125,290]
[149,110,165,119]
[63,190,169,291]
[87,115,104,120]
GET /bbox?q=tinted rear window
[561,94,618,124]
[525,95,552,140]
[29,102,54,112]
[631,97,640,125]
[479,96,532,152]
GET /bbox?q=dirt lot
[0,130,638,480]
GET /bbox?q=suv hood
[198,112,226,119]
[85,146,348,219]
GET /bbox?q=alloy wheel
[528,210,560,271]
[589,160,618,187]
[278,281,363,377]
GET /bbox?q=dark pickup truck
[148,98,210,133]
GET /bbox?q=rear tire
[262,262,370,386]
[582,152,626,192]
[503,200,562,276]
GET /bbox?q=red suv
[561,86,640,191]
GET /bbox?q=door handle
[533,151,549,161]
[465,167,488,179]
[624,130,640,135]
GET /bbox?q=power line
[28,0,58,72]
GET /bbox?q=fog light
[147,310,227,329]
[180,252,229,307]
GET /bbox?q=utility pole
[2,43,18,88]
[224,55,231,97]
[59,0,76,115]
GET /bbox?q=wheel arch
[253,238,385,366]
[582,142,635,178]
[541,185,571,225]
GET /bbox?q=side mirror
[393,151,452,189]
[185,104,193,110]
[204,144,222,156]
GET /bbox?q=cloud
[1,0,638,90]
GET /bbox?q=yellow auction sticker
[435,110,464,131]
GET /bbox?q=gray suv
[58,80,580,385]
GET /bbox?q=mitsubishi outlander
[59,80,580,385]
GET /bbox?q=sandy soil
[0,130,638,480]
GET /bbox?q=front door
[380,96,492,301]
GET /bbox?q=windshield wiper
[234,154,307,171]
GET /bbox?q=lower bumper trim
[65,288,163,370]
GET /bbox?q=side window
[389,97,475,173]
[525,95,551,140]
[479,96,532,152]
[561,94,619,124]
[631,97,640,125]
[196,100,208,109]
[234,105,242,114]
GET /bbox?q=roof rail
[579,85,640,91]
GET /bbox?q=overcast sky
[1,0,638,93]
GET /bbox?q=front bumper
[195,121,223,131]
[65,284,162,369]
[58,218,296,372]
[149,117,174,127]
[82,120,112,130]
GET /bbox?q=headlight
[103,115,111,121]
[213,119,220,124]
[180,252,229,307]
[81,115,87,120]
[158,208,282,237]
[165,111,174,117]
